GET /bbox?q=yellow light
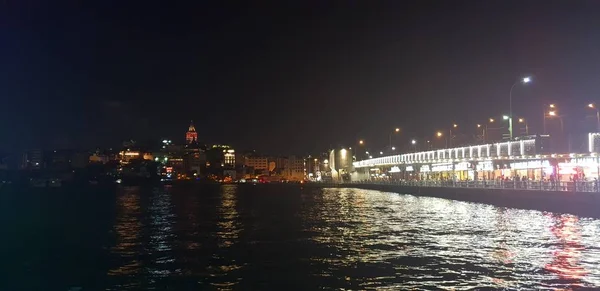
[549,104,555,108]
[489,118,494,123]
[359,140,364,145]
[477,124,481,128]
[453,124,458,128]
[436,131,443,137]
[395,128,400,132]
[549,111,556,116]
[589,103,595,108]
[518,118,524,123]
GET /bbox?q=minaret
[186,120,198,144]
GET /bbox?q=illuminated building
[244,156,269,171]
[185,120,198,144]
[284,155,305,181]
[119,149,153,164]
[206,145,235,171]
[224,149,235,166]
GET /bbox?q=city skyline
[2,2,600,154]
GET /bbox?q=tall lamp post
[548,110,564,133]
[357,140,365,160]
[518,118,529,135]
[436,131,446,148]
[588,103,600,131]
[477,124,486,143]
[389,128,400,152]
[509,76,532,139]
[543,104,556,134]
[411,139,417,152]
[449,123,457,147]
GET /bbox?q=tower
[186,120,198,144]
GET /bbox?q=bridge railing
[348,180,600,193]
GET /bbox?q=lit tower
[186,120,198,144]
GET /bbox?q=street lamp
[518,118,529,135]
[436,131,447,148]
[543,104,557,134]
[588,103,600,131]
[477,123,487,143]
[411,139,417,152]
[389,128,400,152]
[546,110,564,133]
[449,124,458,147]
[509,76,532,139]
[359,140,364,145]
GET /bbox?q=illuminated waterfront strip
[351,138,600,168]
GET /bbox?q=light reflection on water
[102,185,600,290]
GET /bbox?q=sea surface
[2,184,600,290]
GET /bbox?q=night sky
[2,1,600,154]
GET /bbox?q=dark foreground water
[2,184,600,290]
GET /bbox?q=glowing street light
[449,124,458,147]
[548,111,556,116]
[478,123,488,143]
[379,151,383,155]
[436,131,447,148]
[508,76,533,139]
[518,118,529,135]
[411,139,416,145]
[389,128,401,151]
[359,140,364,145]
[391,147,396,151]
[503,115,509,120]
[549,104,556,108]
[489,118,495,123]
[587,103,600,131]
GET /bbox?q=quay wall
[308,183,600,218]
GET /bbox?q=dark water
[2,184,600,290]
